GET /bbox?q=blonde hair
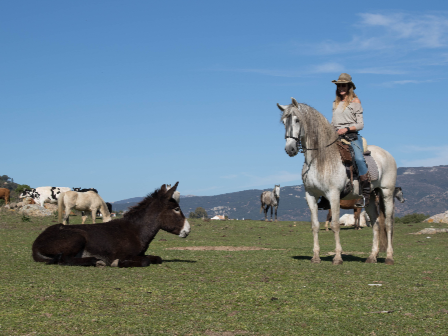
[333,83,358,110]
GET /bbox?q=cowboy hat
[332,73,356,90]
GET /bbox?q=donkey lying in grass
[32,183,190,267]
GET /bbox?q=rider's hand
[337,128,348,135]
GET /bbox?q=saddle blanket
[364,154,379,181]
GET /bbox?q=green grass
[1,210,447,335]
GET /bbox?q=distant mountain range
[111,165,448,221]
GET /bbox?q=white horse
[278,98,397,265]
[260,185,280,222]
[58,191,112,225]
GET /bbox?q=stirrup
[354,196,365,208]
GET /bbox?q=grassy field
[0,210,447,336]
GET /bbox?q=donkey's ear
[165,182,179,199]
[277,103,287,111]
[161,184,168,193]
[291,98,299,107]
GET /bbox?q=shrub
[395,213,429,224]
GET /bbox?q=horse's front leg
[305,192,320,263]
[274,205,278,222]
[329,192,343,265]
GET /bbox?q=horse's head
[278,98,302,157]
[274,185,280,198]
[159,182,190,238]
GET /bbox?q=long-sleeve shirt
[331,101,364,131]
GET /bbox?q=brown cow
[0,188,10,205]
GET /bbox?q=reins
[285,135,339,153]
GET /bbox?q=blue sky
[1,1,448,202]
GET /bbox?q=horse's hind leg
[63,206,70,225]
[115,255,161,268]
[91,210,96,224]
[270,206,273,222]
[365,193,380,263]
[329,192,343,265]
[264,206,269,222]
[381,188,395,265]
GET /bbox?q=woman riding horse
[331,73,371,207]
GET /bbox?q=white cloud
[313,62,345,73]
[401,145,448,167]
[380,79,434,87]
[240,171,302,188]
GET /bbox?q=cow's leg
[115,255,162,268]
[325,210,332,231]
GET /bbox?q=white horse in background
[58,191,112,225]
[278,98,397,265]
[166,184,181,203]
[260,185,280,222]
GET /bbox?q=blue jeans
[350,136,368,176]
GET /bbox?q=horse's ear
[291,98,299,107]
[277,103,287,111]
[165,182,179,200]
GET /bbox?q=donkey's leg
[325,210,332,231]
[116,255,161,268]
[329,192,343,265]
[305,192,321,263]
[354,208,361,230]
[366,194,380,263]
[381,188,395,265]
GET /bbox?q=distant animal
[73,187,99,193]
[339,212,369,227]
[166,184,181,203]
[324,199,365,231]
[58,191,112,225]
[394,187,405,203]
[0,188,10,205]
[71,188,109,219]
[33,182,190,267]
[19,187,71,207]
[279,98,397,264]
[260,185,280,222]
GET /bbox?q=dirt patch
[166,246,282,251]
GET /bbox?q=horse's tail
[378,195,388,252]
[58,192,65,222]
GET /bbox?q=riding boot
[317,196,330,210]
[355,172,371,208]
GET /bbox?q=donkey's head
[278,98,302,157]
[158,182,190,238]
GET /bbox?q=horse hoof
[332,259,343,265]
[365,258,377,264]
[310,258,321,264]
[111,259,120,267]
[385,258,394,265]
[265,219,268,222]
[96,260,106,267]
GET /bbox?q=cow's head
[19,189,34,198]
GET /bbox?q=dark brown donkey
[32,183,190,267]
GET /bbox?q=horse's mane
[124,188,166,220]
[281,102,340,175]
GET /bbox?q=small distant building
[211,215,226,220]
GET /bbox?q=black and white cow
[19,187,71,207]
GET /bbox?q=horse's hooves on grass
[332,259,343,265]
[385,258,394,265]
[111,259,119,267]
[310,258,321,264]
[365,258,377,264]
[96,260,106,267]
